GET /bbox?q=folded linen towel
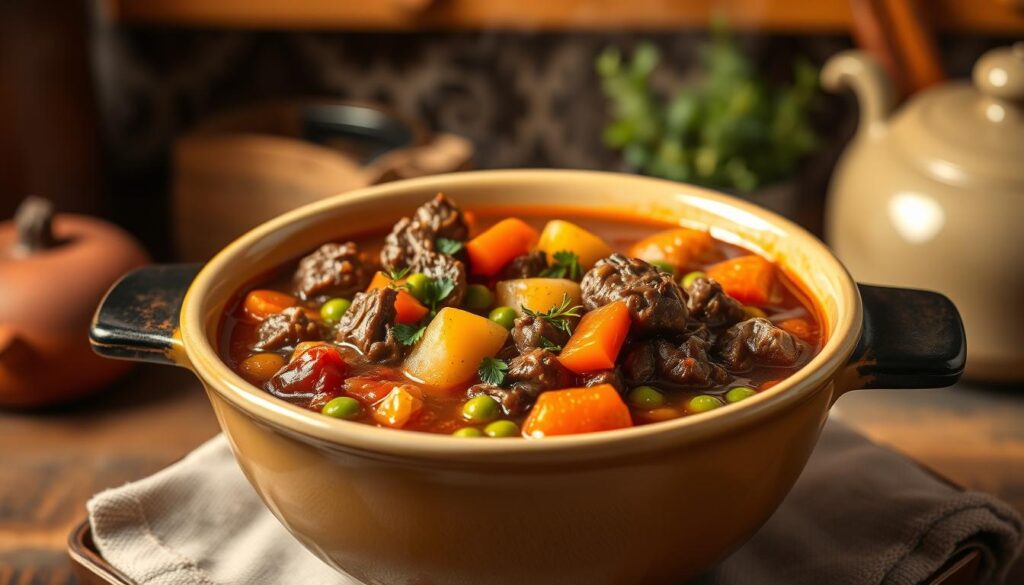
[87,419,1022,585]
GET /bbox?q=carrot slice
[628,228,713,270]
[706,255,776,306]
[372,384,424,429]
[243,289,299,321]
[523,384,632,438]
[777,318,815,344]
[366,271,430,324]
[465,218,539,276]
[557,301,631,374]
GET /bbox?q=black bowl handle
[89,264,201,367]
[842,284,966,391]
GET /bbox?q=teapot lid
[889,43,1024,186]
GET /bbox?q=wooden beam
[102,0,1024,33]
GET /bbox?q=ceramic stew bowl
[90,170,965,585]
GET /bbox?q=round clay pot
[0,197,149,407]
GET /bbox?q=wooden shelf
[101,0,1024,33]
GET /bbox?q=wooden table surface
[1,365,1022,584]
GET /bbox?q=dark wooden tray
[68,519,981,585]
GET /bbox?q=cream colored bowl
[91,170,965,585]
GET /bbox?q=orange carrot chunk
[372,384,424,429]
[465,218,539,276]
[628,228,713,270]
[366,271,430,324]
[522,384,633,438]
[706,255,776,306]
[777,317,815,344]
[243,289,299,321]
[558,301,631,374]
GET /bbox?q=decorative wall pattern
[86,22,1011,255]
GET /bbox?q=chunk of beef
[292,242,370,301]
[622,341,657,383]
[500,251,548,280]
[467,383,531,417]
[654,337,730,387]
[511,314,570,354]
[335,288,403,364]
[582,369,627,395]
[580,254,689,335]
[716,317,805,372]
[414,193,470,242]
[685,276,747,327]
[253,307,323,351]
[380,194,468,306]
[506,349,574,399]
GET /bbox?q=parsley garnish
[478,357,508,386]
[422,277,456,313]
[435,237,464,256]
[385,267,412,291]
[522,293,583,336]
[394,323,426,346]
[539,337,563,352]
[540,250,582,281]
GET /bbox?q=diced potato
[402,307,509,389]
[495,278,582,317]
[537,220,614,270]
[628,228,713,270]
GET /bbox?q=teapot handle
[822,50,896,139]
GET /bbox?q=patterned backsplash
[87,24,1011,255]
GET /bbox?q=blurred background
[1,1,1023,582]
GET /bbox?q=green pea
[627,386,665,410]
[725,386,758,403]
[462,395,500,423]
[687,394,722,413]
[320,298,351,323]
[649,260,676,275]
[743,306,768,319]
[405,273,431,302]
[680,271,706,289]
[488,306,517,330]
[321,396,362,420]
[484,420,520,438]
[453,427,484,438]
[464,284,495,311]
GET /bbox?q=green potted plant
[596,27,818,218]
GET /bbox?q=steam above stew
[221,194,822,438]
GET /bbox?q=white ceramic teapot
[824,43,1024,382]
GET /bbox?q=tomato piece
[372,384,424,429]
[267,345,349,397]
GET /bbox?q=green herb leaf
[478,357,508,386]
[385,266,412,291]
[522,293,583,336]
[539,337,563,353]
[435,237,464,256]
[540,250,582,281]
[423,277,456,312]
[393,323,426,346]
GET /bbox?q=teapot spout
[823,50,895,139]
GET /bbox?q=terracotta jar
[824,44,1024,381]
[0,197,149,406]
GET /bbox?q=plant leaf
[478,357,508,386]
[394,323,426,346]
[435,237,464,256]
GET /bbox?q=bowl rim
[180,169,862,462]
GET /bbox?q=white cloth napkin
[87,420,1023,585]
